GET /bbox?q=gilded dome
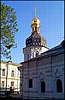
[26,11,46,47]
[31,17,40,28]
[32,17,40,24]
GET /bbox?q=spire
[31,8,40,32]
[34,8,37,18]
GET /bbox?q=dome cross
[34,8,37,18]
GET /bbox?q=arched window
[11,70,14,77]
[41,81,45,93]
[27,54,29,60]
[32,27,34,32]
[11,81,14,87]
[57,79,62,92]
[2,81,5,88]
[36,51,39,57]
[2,69,5,76]
[29,79,33,88]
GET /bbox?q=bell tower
[23,8,49,61]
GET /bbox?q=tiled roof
[26,32,47,47]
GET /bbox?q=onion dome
[26,8,47,48]
[31,17,40,28]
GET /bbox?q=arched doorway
[41,81,45,93]
[57,79,62,92]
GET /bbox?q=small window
[32,28,34,31]
[27,54,29,60]
[11,70,14,77]
[11,82,14,87]
[41,81,45,93]
[57,79,62,92]
[2,81,5,88]
[36,43,38,45]
[2,69,5,76]
[36,51,39,57]
[35,27,37,31]
[33,43,35,45]
[34,39,36,41]
[29,79,32,88]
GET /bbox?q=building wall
[52,53,64,98]
[23,46,48,61]
[20,48,64,99]
[0,61,20,93]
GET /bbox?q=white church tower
[23,8,49,61]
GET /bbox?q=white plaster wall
[23,46,48,61]
[1,62,20,92]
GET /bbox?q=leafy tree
[1,3,18,59]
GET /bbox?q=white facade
[23,46,48,61]
[0,61,20,94]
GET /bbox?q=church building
[19,9,64,99]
